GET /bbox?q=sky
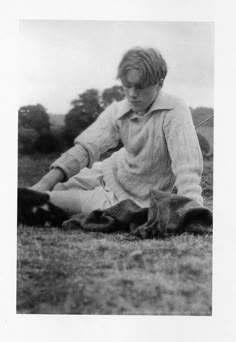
[19,21,214,114]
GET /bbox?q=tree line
[18,86,124,154]
[18,85,213,156]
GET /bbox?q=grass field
[17,149,213,315]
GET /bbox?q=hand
[31,168,65,192]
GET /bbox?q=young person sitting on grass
[30,47,204,218]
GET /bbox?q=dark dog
[17,188,69,227]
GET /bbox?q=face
[121,69,160,115]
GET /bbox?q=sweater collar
[117,90,176,119]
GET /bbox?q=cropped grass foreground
[17,152,213,315]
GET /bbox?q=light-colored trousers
[48,162,119,215]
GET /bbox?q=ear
[158,78,164,88]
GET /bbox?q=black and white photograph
[17,20,214,315]
[1,0,236,341]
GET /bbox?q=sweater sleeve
[74,101,121,167]
[50,143,89,180]
[50,101,121,179]
[163,102,204,205]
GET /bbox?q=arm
[163,102,204,205]
[73,101,121,167]
[31,167,65,191]
[32,102,121,191]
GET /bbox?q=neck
[136,90,160,116]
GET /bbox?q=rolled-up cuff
[50,144,89,180]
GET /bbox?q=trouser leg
[48,186,118,215]
[48,162,119,215]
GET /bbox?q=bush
[18,127,40,154]
[35,133,63,153]
[197,133,210,156]
[63,89,103,147]
[18,104,50,134]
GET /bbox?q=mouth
[130,101,141,104]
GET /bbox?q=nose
[128,87,138,99]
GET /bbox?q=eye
[123,84,131,89]
[135,84,145,90]
[123,84,144,90]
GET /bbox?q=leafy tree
[101,85,125,108]
[197,133,211,156]
[35,132,63,153]
[18,127,39,154]
[64,89,103,145]
[18,104,50,134]
[70,89,102,114]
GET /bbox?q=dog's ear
[18,188,50,206]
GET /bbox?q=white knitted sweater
[51,90,203,206]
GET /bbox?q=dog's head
[17,188,69,227]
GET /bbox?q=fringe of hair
[117,47,168,87]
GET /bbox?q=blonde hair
[117,47,167,87]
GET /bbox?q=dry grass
[17,228,212,315]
